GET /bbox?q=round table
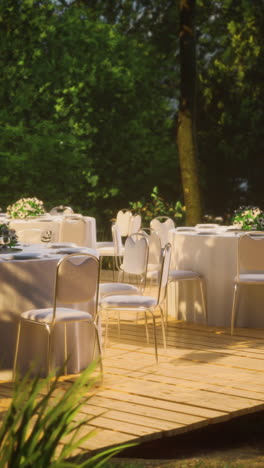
[168,230,264,328]
[4,214,97,248]
[0,244,99,373]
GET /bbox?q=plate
[198,231,219,236]
[49,243,77,249]
[11,252,43,260]
[57,248,88,254]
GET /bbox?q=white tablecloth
[8,215,97,248]
[0,245,99,373]
[168,230,264,328]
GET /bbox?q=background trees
[0,0,263,225]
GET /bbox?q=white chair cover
[128,214,142,235]
[150,217,175,248]
[116,210,133,237]
[60,216,86,246]
[122,235,148,276]
[50,205,74,215]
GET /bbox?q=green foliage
[129,186,185,225]
[7,197,45,219]
[0,0,264,222]
[196,1,264,214]
[232,206,264,231]
[0,0,177,225]
[0,364,133,467]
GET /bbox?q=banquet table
[5,214,97,249]
[0,244,99,374]
[168,229,264,328]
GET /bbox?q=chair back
[54,253,99,317]
[116,209,133,237]
[50,205,74,215]
[237,232,264,274]
[112,223,123,256]
[150,217,175,248]
[122,233,149,279]
[139,228,161,266]
[128,214,142,236]
[157,243,171,305]
[60,216,86,246]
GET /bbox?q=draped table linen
[0,245,99,373]
[168,230,264,328]
[7,215,97,248]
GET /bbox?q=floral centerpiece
[0,223,18,249]
[6,197,45,219]
[232,206,264,231]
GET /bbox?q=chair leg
[93,321,104,381]
[13,320,22,380]
[103,310,109,353]
[144,311,150,343]
[46,325,52,376]
[199,278,208,324]
[159,305,167,352]
[231,283,240,335]
[117,269,124,283]
[112,256,115,281]
[146,310,158,363]
[177,281,180,319]
[117,311,121,337]
[64,323,68,375]
[165,281,171,327]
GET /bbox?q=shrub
[0,364,132,467]
[129,186,185,226]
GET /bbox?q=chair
[166,267,207,325]
[50,205,74,215]
[100,243,171,362]
[115,209,133,237]
[17,229,53,244]
[128,214,142,236]
[231,232,264,335]
[99,233,149,300]
[60,215,87,246]
[96,224,124,279]
[139,228,162,283]
[150,217,175,248]
[13,253,102,377]
[143,228,207,324]
[96,210,138,256]
[96,209,132,252]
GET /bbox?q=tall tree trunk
[177,0,202,225]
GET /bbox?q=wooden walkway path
[1,318,264,457]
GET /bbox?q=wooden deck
[1,317,264,458]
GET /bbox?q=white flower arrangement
[0,223,18,249]
[6,197,46,219]
[232,206,264,231]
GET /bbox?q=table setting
[168,215,264,328]
[0,221,99,373]
[0,197,97,248]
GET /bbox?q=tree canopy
[0,0,263,224]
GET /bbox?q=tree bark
[177,0,202,225]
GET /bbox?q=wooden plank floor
[1,318,264,457]
[1,270,264,456]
